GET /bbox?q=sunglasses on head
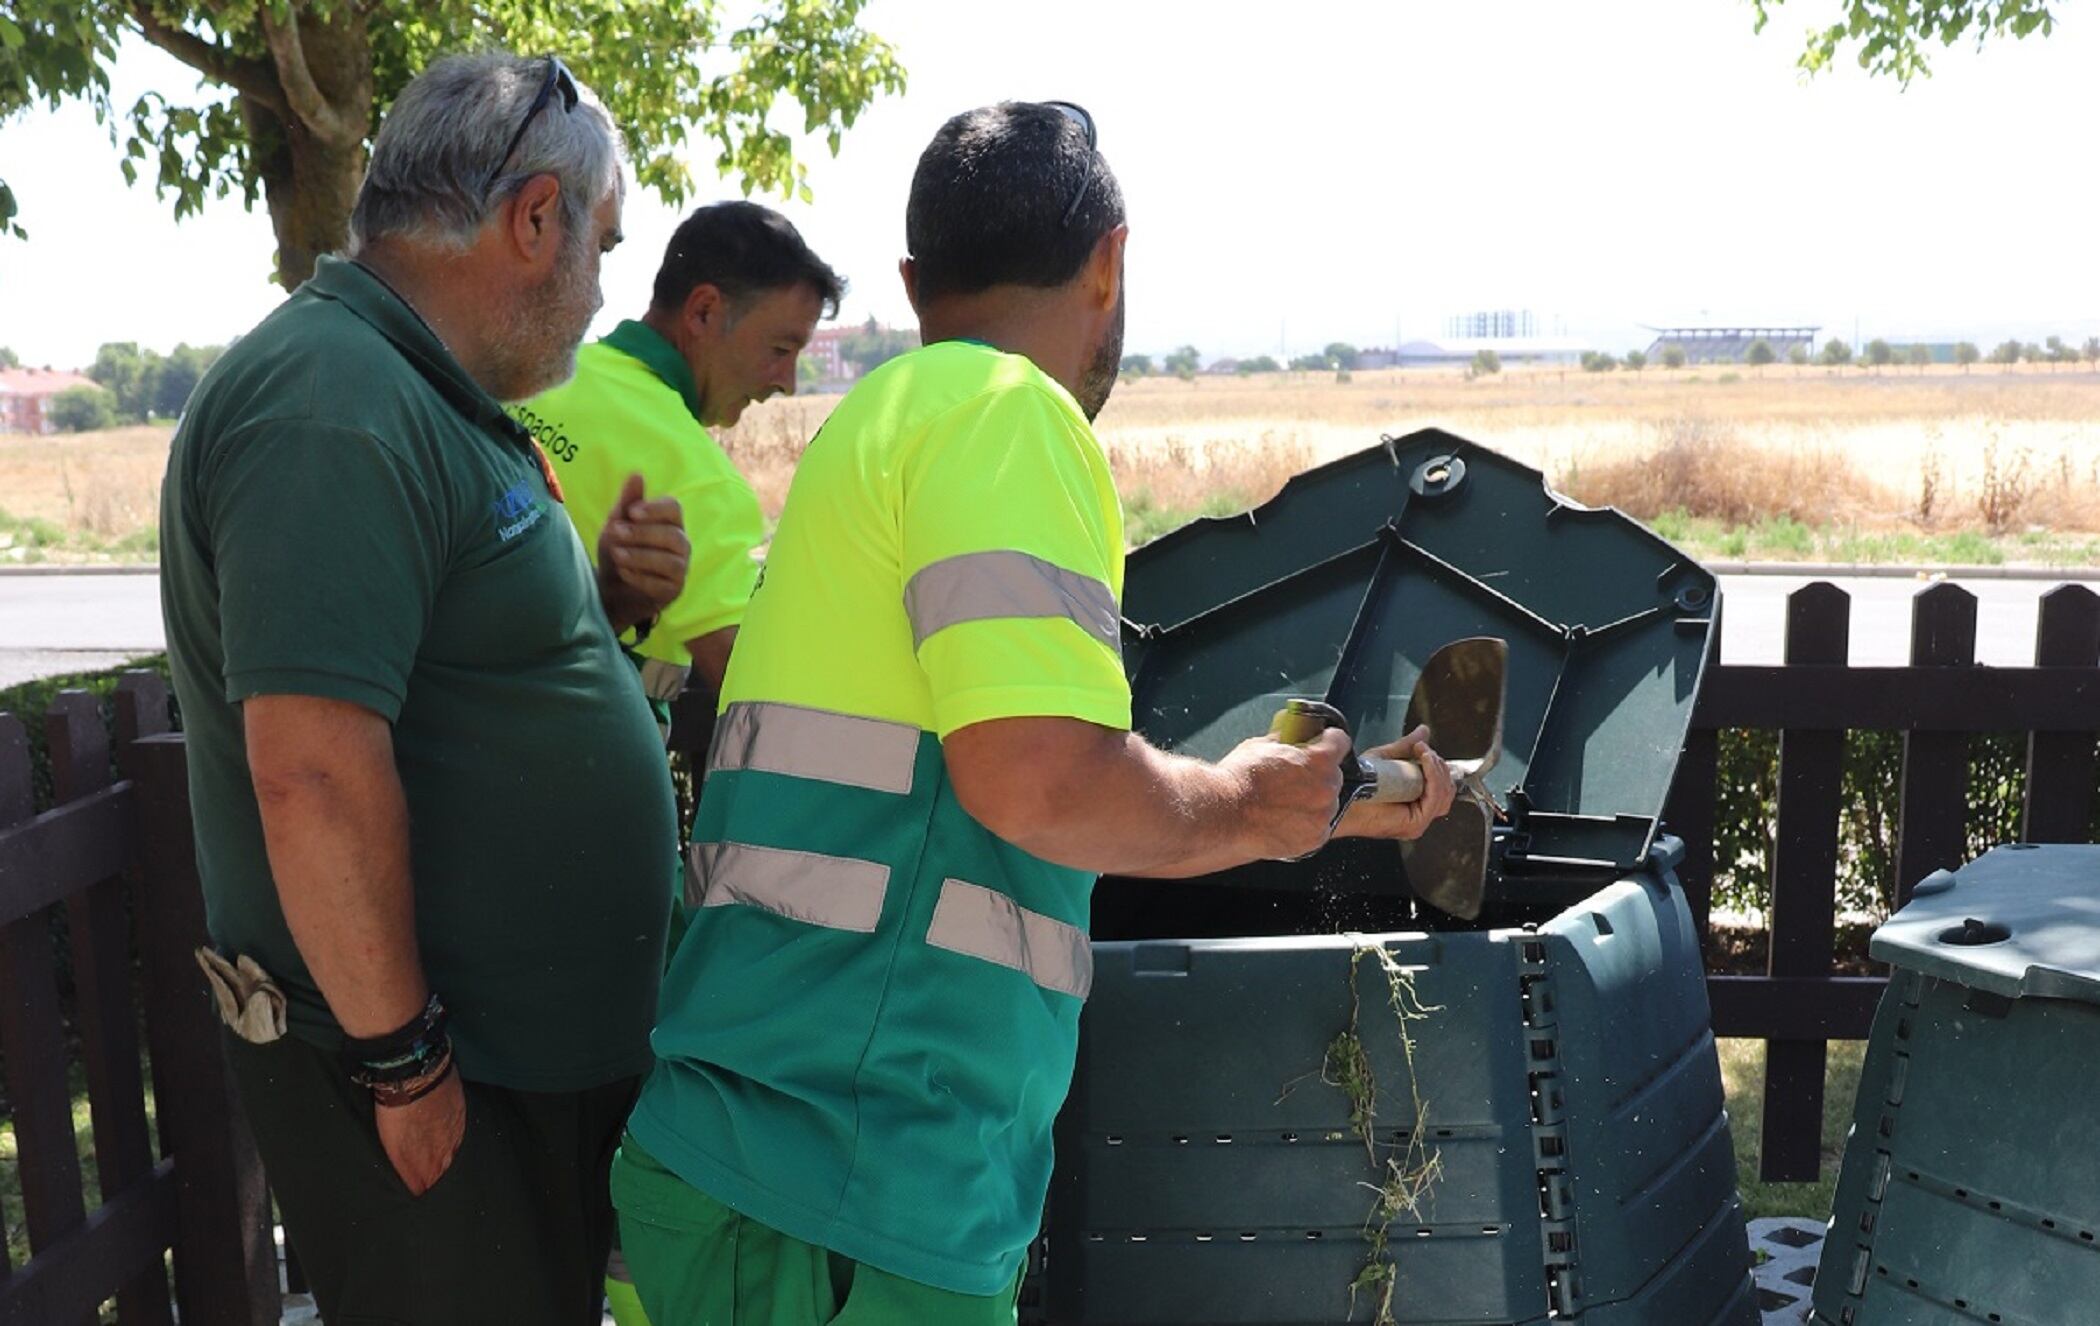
[486,56,580,198]
[1042,100,1096,230]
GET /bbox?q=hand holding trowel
[1266,636,1508,920]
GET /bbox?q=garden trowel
[1266,635,1507,920]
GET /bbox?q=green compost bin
[1041,431,1755,1325]
[1812,844,2100,1326]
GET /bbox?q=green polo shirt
[160,256,678,1092]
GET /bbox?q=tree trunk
[245,95,366,289]
[247,3,374,290]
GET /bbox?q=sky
[3,0,2099,370]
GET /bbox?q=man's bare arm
[243,693,463,1195]
[941,717,1349,878]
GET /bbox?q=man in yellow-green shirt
[613,102,1459,1326]
[515,202,844,717]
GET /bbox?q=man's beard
[489,239,602,402]
[1076,290,1125,423]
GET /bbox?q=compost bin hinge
[1519,932,1583,1317]
[1826,969,1925,1326]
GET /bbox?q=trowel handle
[1267,700,1431,806]
[1357,755,1427,804]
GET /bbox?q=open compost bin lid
[1110,429,1717,917]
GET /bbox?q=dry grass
[15,360,2100,562]
[0,426,168,533]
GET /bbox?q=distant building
[1447,310,1538,340]
[1205,357,1242,376]
[0,367,100,435]
[1392,338,1582,366]
[1356,347,1400,370]
[1641,326,1819,365]
[804,326,854,383]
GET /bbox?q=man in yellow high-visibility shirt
[515,201,845,724]
[612,101,1458,1326]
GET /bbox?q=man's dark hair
[906,102,1125,304]
[650,201,845,317]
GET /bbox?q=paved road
[0,568,2093,690]
[0,572,164,688]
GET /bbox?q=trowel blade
[1403,636,1506,771]
[1400,799,1493,920]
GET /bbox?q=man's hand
[1215,726,1352,860]
[598,473,689,633]
[1335,725,1456,841]
[375,1071,467,1197]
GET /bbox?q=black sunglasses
[1042,100,1096,229]
[486,56,580,198]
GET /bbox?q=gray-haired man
[160,52,687,1323]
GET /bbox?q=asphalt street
[2,568,2090,690]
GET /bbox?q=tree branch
[256,2,356,145]
[127,4,287,117]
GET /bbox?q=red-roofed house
[1,367,101,435]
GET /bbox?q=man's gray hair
[349,51,622,256]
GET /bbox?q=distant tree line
[1109,328,2100,385]
[11,340,226,433]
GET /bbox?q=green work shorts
[610,1135,1022,1326]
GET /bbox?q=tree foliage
[1467,348,1501,378]
[1322,342,1359,372]
[1621,349,1646,373]
[1119,353,1152,378]
[1237,354,1281,375]
[86,340,223,420]
[1659,344,1687,370]
[1954,341,1981,370]
[1750,0,2056,85]
[0,345,18,368]
[1579,350,1616,373]
[836,317,914,377]
[47,383,118,431]
[1287,352,1328,373]
[1989,338,2023,365]
[1863,337,1894,369]
[1745,338,1776,369]
[1164,345,1201,380]
[1819,338,1853,366]
[1906,343,1933,369]
[0,1,904,286]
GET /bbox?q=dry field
[0,425,168,561]
[722,361,2100,554]
[8,362,2100,563]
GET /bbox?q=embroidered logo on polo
[491,480,546,542]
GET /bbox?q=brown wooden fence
[0,674,277,1325]
[1666,579,2100,1182]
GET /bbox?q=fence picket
[2022,586,2100,844]
[1761,583,1851,1183]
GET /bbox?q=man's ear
[1090,225,1129,314]
[506,174,565,267]
[898,256,921,314]
[682,282,727,334]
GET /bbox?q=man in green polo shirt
[514,202,845,721]
[160,53,690,1325]
[612,101,1458,1325]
